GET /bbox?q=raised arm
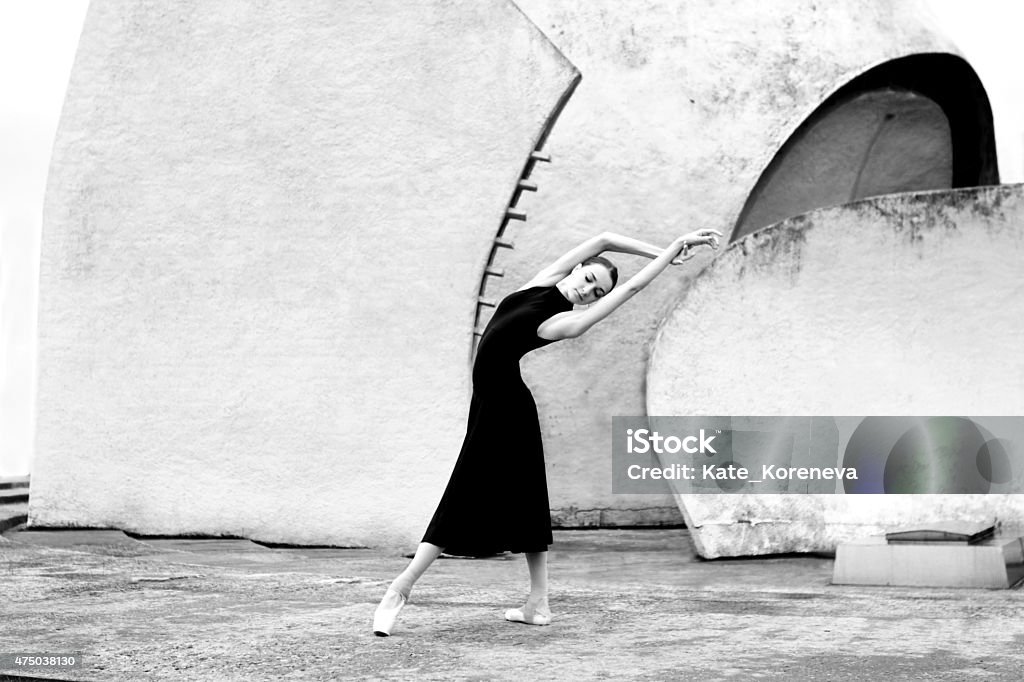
[522,231,691,291]
[602,231,693,263]
[521,233,612,289]
[537,229,721,340]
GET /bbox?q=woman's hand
[671,229,722,263]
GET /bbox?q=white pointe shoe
[504,606,551,626]
[373,588,408,637]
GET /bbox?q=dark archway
[733,54,999,241]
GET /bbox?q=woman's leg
[388,542,444,598]
[373,542,443,636]
[524,551,551,616]
[506,550,552,624]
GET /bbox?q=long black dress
[421,284,574,556]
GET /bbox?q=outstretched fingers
[695,229,723,250]
[675,230,723,260]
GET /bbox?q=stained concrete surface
[650,185,1024,558]
[502,0,957,528]
[1,528,1022,681]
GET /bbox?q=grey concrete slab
[133,538,280,554]
[834,535,1024,588]
[0,503,27,534]
[10,529,144,548]
[1,528,1022,680]
[5,528,154,558]
[123,538,308,567]
[0,489,29,504]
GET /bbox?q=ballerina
[373,227,721,636]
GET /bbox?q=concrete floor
[1,526,1022,681]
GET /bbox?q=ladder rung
[473,327,485,337]
[494,237,515,249]
[485,265,505,277]
[506,207,527,221]
[530,151,551,163]
[478,297,497,308]
[517,179,538,192]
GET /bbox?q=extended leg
[390,542,444,598]
[373,542,444,636]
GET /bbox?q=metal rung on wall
[473,140,558,359]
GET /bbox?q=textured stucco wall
[33,0,1016,547]
[507,0,957,526]
[32,0,578,547]
[648,184,1024,557]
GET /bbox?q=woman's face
[560,263,614,305]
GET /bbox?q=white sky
[1,1,89,476]
[0,1,89,229]
[0,1,1022,475]
[920,0,1024,181]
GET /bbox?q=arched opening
[733,53,999,241]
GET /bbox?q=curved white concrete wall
[648,184,1024,557]
[507,0,959,526]
[32,0,1018,547]
[31,0,578,547]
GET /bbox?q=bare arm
[521,231,689,291]
[520,233,612,289]
[602,231,693,264]
[537,229,722,340]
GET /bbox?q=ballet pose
[373,227,721,636]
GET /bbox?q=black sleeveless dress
[421,285,574,556]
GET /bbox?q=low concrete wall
[648,184,1024,557]
[31,0,578,548]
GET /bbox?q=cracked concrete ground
[1,527,1022,681]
